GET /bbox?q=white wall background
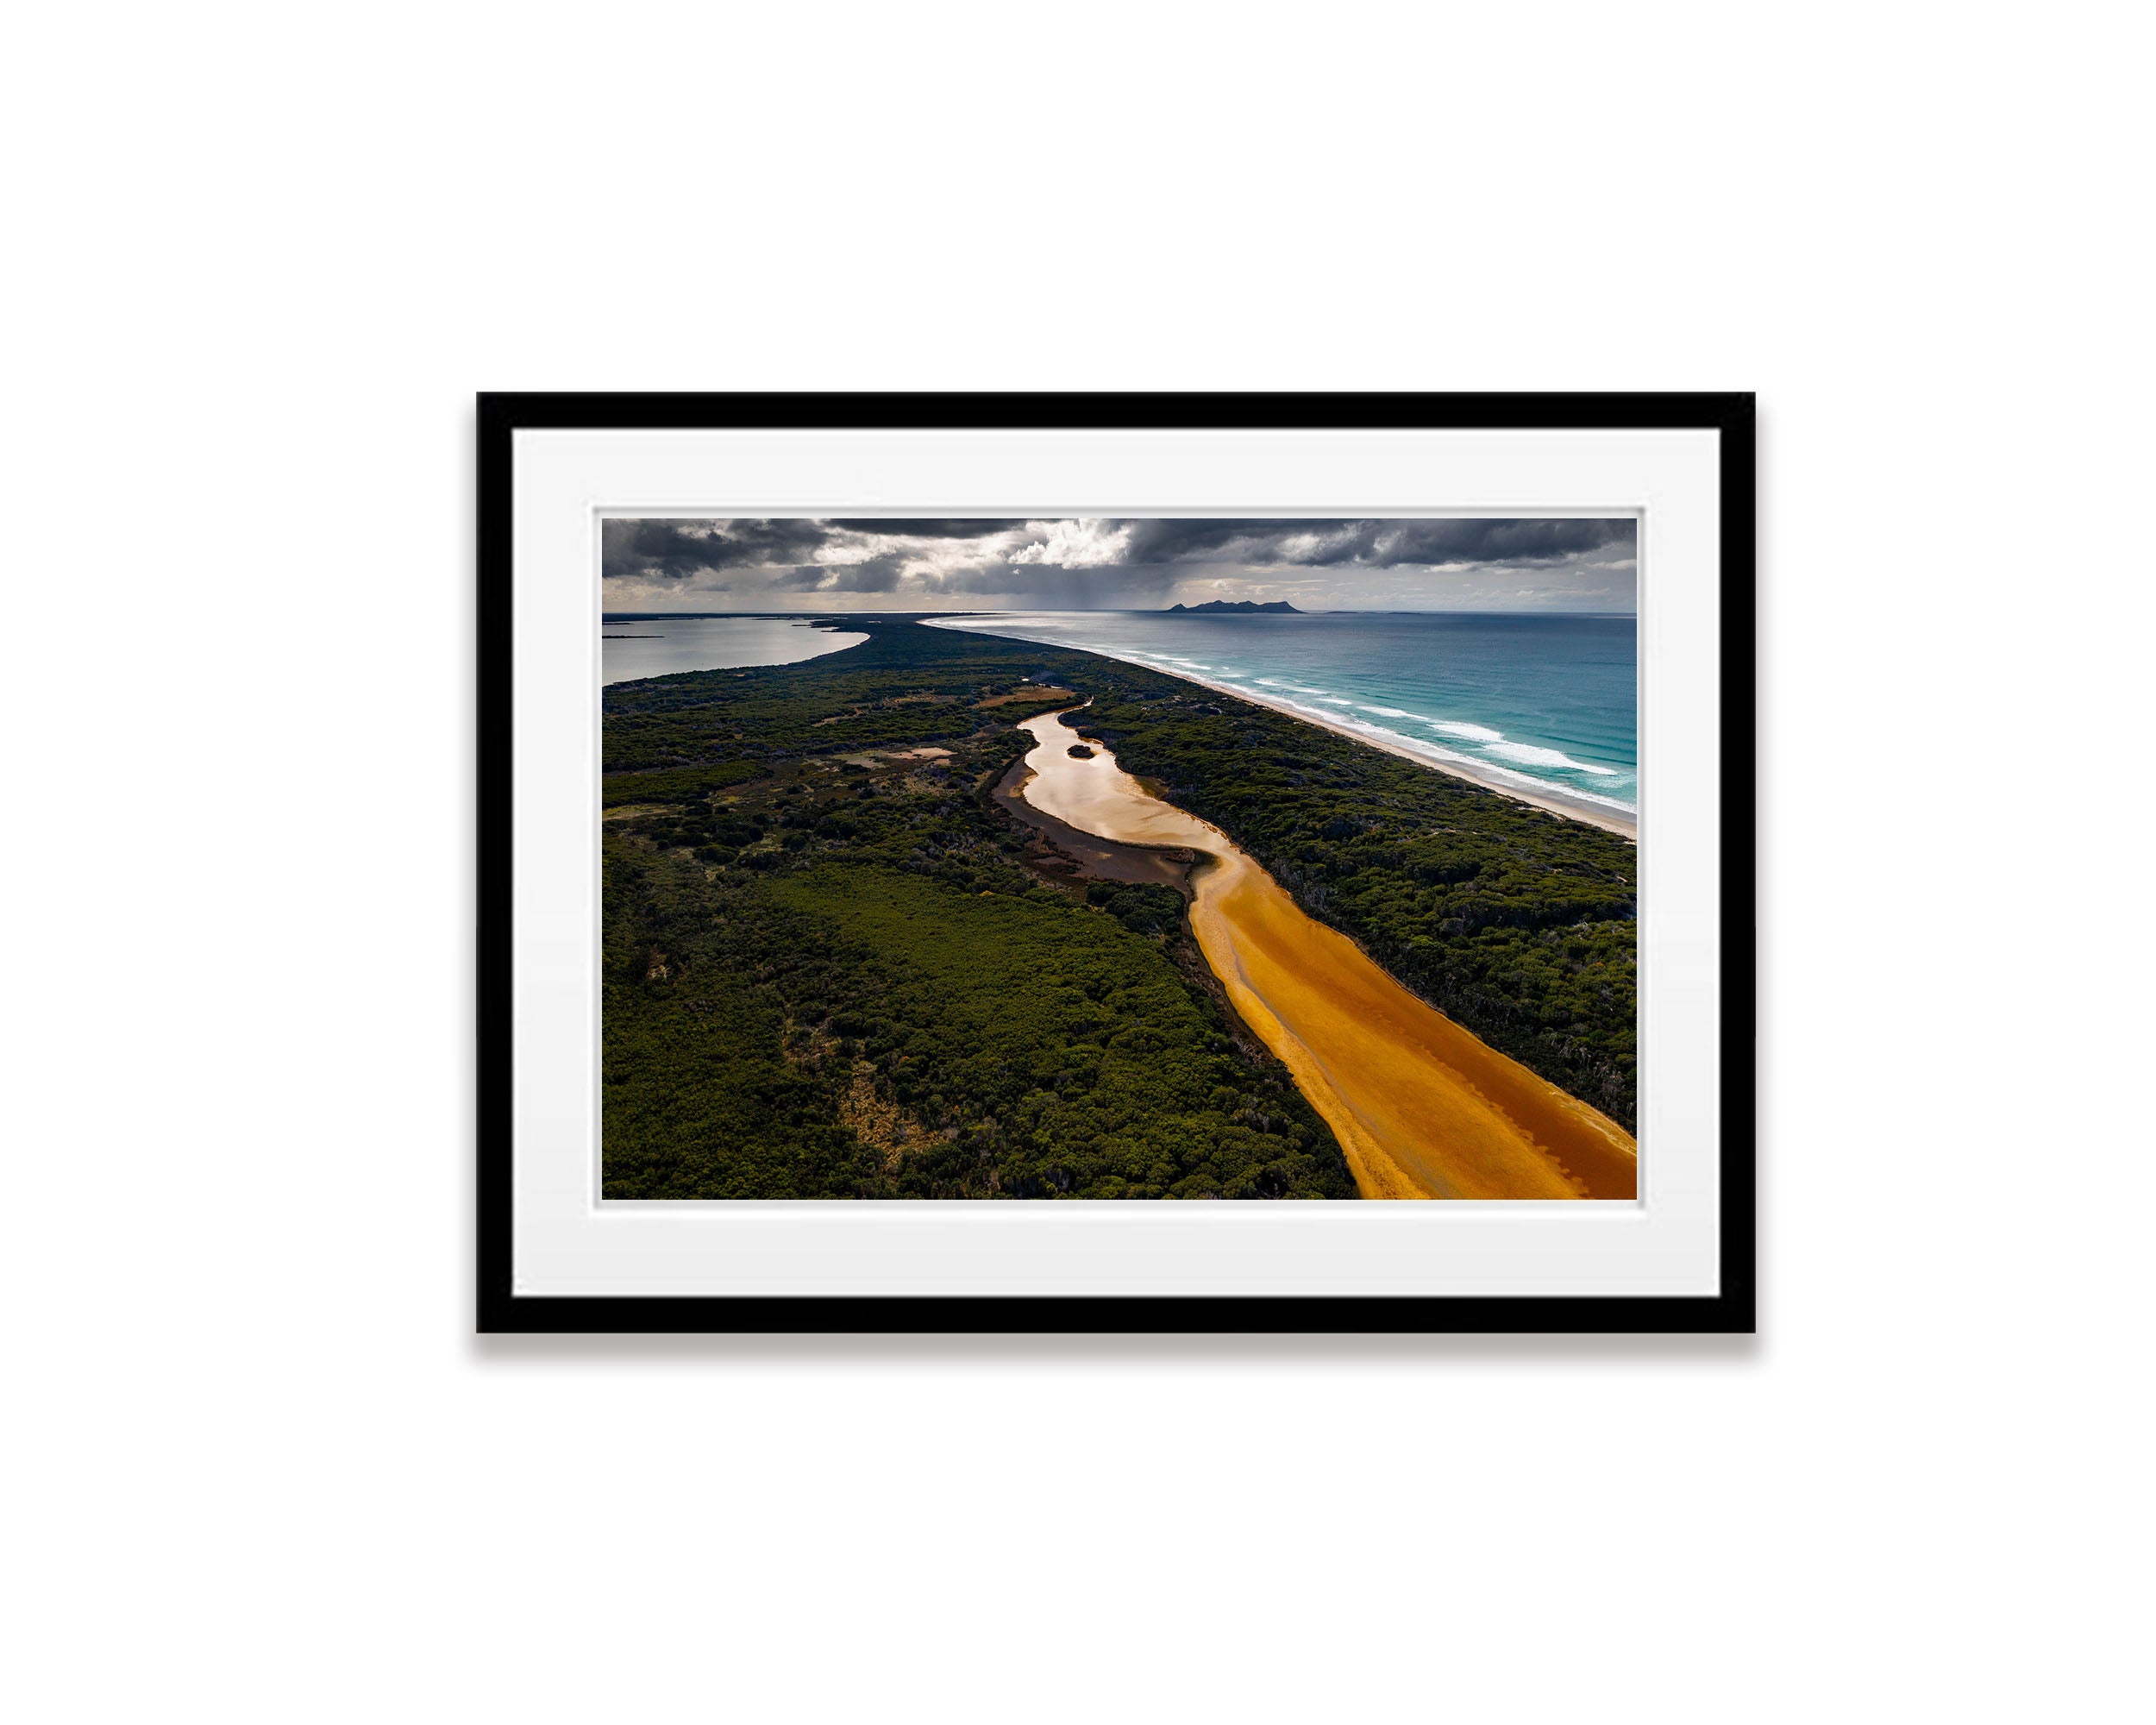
[5,4,2147,1721]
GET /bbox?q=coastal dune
[1014,712,1638,1201]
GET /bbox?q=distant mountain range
[1163,599,1300,614]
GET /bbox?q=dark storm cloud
[824,519,1025,538]
[1117,519,1346,561]
[600,517,1637,595]
[1366,518,1633,565]
[924,561,1179,607]
[1119,518,1633,567]
[600,518,831,581]
[769,556,905,594]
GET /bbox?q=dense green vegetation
[603,620,1354,1199]
[1079,694,1639,1129]
[602,757,761,806]
[601,615,1637,1200]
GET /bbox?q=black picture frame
[478,392,1756,1334]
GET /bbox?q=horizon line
[599,606,1639,618]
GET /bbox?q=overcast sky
[601,518,1637,612]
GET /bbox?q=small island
[1066,743,1095,758]
[1163,599,1300,614]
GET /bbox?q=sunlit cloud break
[600,517,1637,613]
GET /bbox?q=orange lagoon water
[1014,712,1638,1201]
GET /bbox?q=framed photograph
[479,392,1754,1332]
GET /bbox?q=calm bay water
[601,616,867,685]
[926,611,1637,814]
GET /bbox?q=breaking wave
[1487,740,1618,775]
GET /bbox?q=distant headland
[1163,599,1300,614]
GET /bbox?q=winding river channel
[1013,711,1639,1201]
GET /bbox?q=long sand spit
[1014,711,1638,1201]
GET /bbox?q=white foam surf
[1487,740,1618,775]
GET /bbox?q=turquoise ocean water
[925,611,1637,816]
